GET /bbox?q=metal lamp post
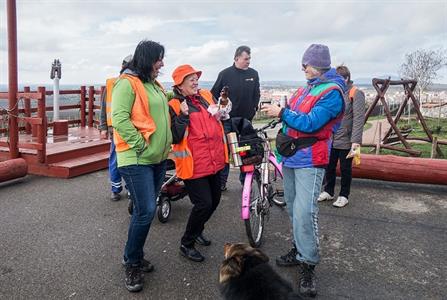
[50,59,62,121]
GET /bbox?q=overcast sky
[1,0,446,85]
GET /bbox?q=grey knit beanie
[302,44,331,69]
[122,54,133,65]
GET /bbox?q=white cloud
[99,17,164,35]
[1,0,446,85]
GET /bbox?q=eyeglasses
[302,64,308,70]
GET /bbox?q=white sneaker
[333,196,349,208]
[317,191,334,202]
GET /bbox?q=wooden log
[0,158,27,182]
[339,154,447,185]
[378,144,421,156]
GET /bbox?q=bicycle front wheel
[244,171,265,248]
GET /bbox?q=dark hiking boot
[276,245,301,267]
[139,258,154,273]
[195,233,211,246]
[180,244,205,262]
[122,258,154,273]
[299,263,317,297]
[124,265,144,292]
[110,192,121,201]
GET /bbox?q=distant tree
[399,48,447,104]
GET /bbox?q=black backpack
[230,118,264,165]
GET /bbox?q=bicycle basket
[238,133,264,165]
[229,117,264,165]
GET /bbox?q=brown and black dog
[219,243,303,300]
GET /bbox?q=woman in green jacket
[111,40,172,293]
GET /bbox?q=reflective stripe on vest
[171,127,189,158]
[106,77,116,126]
[172,150,189,158]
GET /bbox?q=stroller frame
[127,159,188,223]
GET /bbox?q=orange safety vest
[169,89,229,180]
[348,86,358,101]
[105,77,116,126]
[113,74,164,152]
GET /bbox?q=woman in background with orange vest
[317,65,365,208]
[112,40,172,293]
[99,54,132,201]
[169,64,231,262]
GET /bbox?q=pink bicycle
[235,119,285,247]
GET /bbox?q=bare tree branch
[399,48,447,102]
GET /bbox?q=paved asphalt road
[0,169,446,299]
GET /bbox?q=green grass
[252,116,275,125]
[397,117,447,140]
[362,142,446,158]
[363,122,372,131]
[366,115,387,121]
[362,116,447,158]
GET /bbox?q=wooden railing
[0,85,103,133]
[0,87,47,162]
[0,86,103,163]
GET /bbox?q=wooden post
[80,86,86,127]
[431,137,438,159]
[376,122,382,155]
[88,86,94,128]
[7,0,19,159]
[37,86,47,163]
[407,82,443,158]
[382,84,410,143]
[24,86,31,134]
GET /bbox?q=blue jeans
[283,166,325,265]
[119,161,167,265]
[109,137,122,193]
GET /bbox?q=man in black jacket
[211,45,261,191]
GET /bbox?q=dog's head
[219,243,269,284]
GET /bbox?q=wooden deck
[0,127,110,178]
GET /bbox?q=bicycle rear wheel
[244,171,265,247]
[269,161,286,207]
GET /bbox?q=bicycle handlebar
[257,119,281,133]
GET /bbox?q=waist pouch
[276,131,318,157]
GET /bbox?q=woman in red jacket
[169,64,231,262]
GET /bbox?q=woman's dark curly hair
[128,40,164,83]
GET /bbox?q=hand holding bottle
[219,86,229,106]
